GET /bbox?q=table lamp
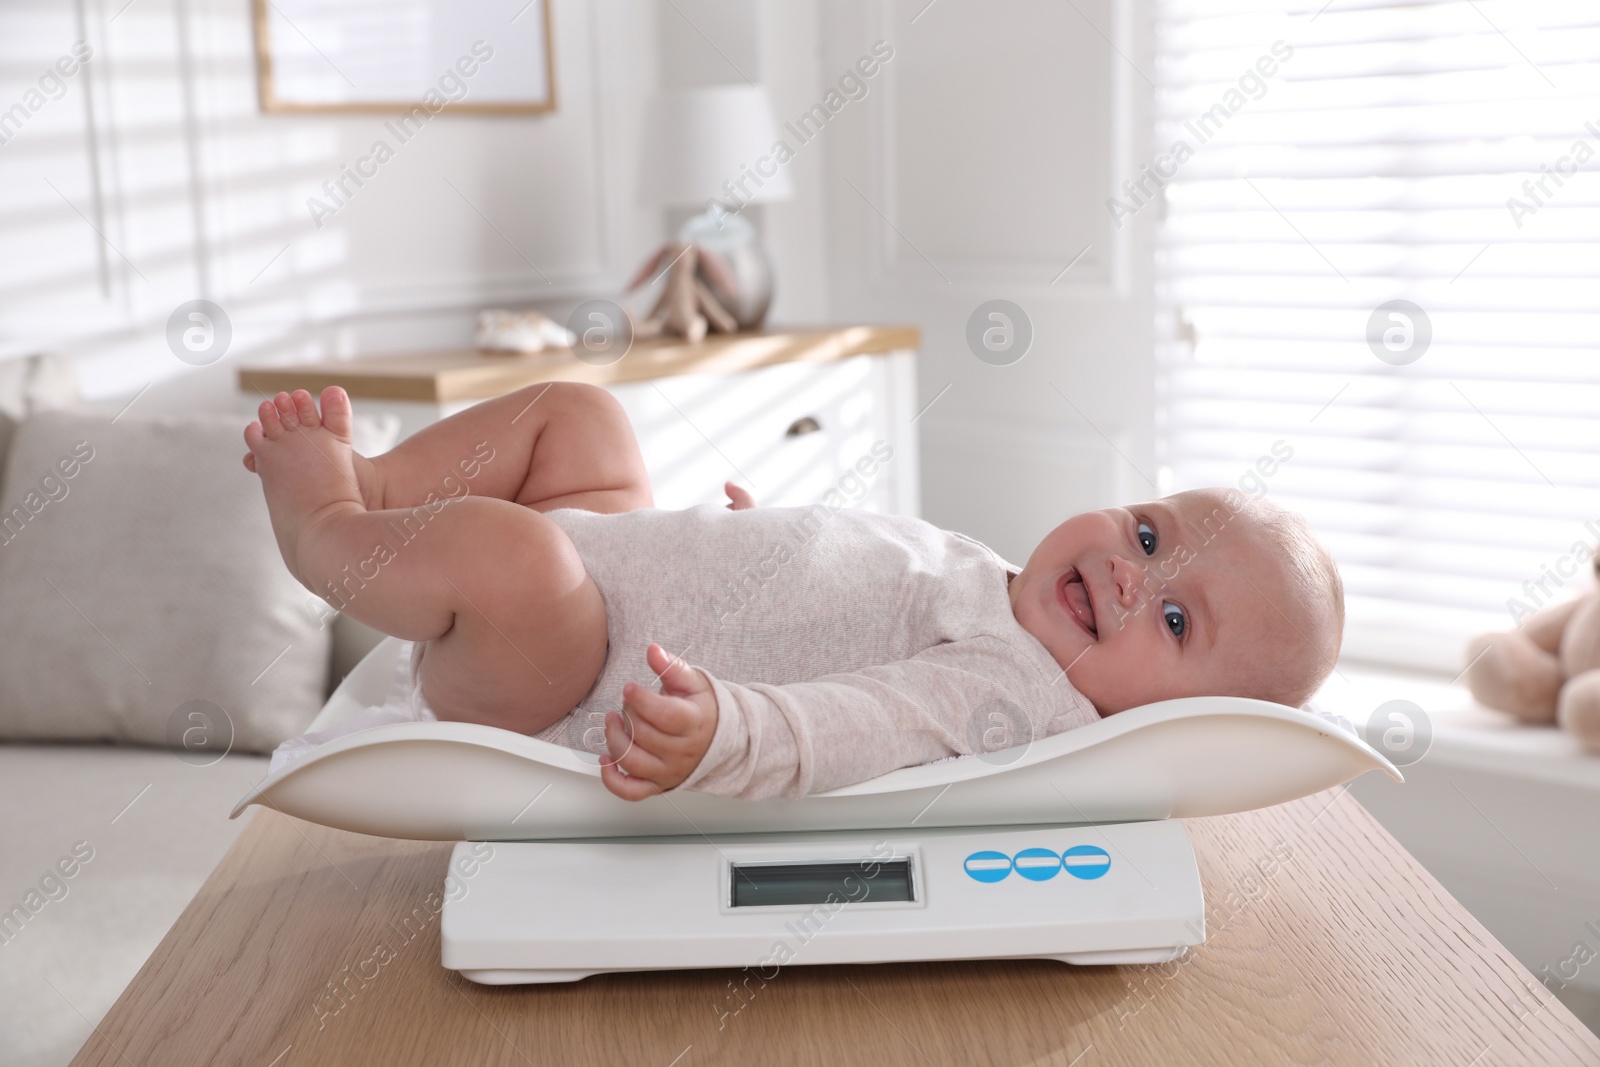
[638,85,793,329]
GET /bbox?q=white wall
[655,0,1157,551]
[0,0,1155,552]
[0,0,664,416]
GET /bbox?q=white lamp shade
[639,85,794,208]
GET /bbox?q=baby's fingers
[625,676,696,732]
[613,692,684,753]
[599,711,671,800]
[646,644,710,701]
[599,753,659,800]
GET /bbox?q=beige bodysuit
[533,502,1101,800]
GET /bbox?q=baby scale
[232,638,1401,984]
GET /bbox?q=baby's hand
[600,643,719,801]
[724,481,756,510]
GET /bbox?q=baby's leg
[244,388,609,733]
[363,380,654,515]
[314,497,604,731]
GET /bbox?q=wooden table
[72,790,1600,1066]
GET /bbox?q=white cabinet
[243,334,922,518]
[606,350,918,516]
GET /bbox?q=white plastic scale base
[443,821,1203,985]
[232,638,1401,986]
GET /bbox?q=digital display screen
[730,859,914,907]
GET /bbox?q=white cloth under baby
[267,641,436,776]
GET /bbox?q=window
[1152,1,1600,672]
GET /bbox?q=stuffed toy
[625,242,740,344]
[1464,549,1600,753]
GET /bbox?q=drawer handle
[785,415,822,438]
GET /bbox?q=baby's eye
[1136,521,1157,556]
[1162,601,1187,639]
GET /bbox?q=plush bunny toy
[1464,549,1600,753]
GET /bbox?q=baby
[244,383,1343,802]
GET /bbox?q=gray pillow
[0,410,332,753]
[0,410,15,472]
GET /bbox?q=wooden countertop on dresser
[238,325,921,403]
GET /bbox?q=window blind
[1151,0,1600,673]
[0,0,212,370]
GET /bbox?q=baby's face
[1009,489,1291,714]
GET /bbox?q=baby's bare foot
[243,389,382,508]
[244,387,373,582]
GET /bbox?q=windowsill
[1312,659,1600,793]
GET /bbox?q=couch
[0,359,387,1066]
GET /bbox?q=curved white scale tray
[231,638,1402,841]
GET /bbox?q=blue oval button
[1013,847,1063,881]
[963,850,1013,883]
[1062,845,1111,880]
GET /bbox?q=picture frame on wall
[252,0,556,114]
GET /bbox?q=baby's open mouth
[1059,568,1097,637]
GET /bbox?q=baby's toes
[272,392,300,430]
[291,389,321,429]
[319,385,353,441]
[242,421,268,472]
[256,400,284,439]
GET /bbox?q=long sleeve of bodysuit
[671,634,1095,800]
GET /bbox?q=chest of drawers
[239,326,922,516]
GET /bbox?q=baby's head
[1008,488,1342,715]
